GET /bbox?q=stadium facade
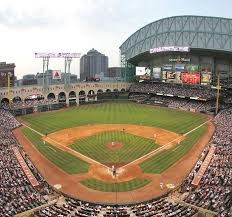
[120,15,232,87]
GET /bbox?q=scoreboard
[136,63,212,85]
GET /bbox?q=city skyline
[1,0,231,78]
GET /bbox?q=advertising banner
[136,67,151,81]
[186,64,199,72]
[200,65,212,72]
[175,71,182,83]
[201,72,212,85]
[136,67,146,75]
[167,71,176,80]
[162,71,167,81]
[175,64,185,71]
[162,65,173,71]
[153,67,161,79]
[52,70,61,79]
[182,72,200,84]
[150,46,189,54]
[136,67,151,76]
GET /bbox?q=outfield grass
[22,128,89,174]
[139,125,207,173]
[70,130,160,166]
[22,102,205,134]
[80,178,151,192]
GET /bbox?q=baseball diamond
[14,101,214,203]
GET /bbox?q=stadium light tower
[35,53,81,93]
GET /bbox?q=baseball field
[14,101,214,203]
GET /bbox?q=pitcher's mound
[105,141,124,150]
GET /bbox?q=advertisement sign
[52,70,61,79]
[186,64,199,72]
[136,67,151,81]
[153,67,161,79]
[169,57,190,62]
[182,72,200,84]
[162,71,167,81]
[175,72,182,83]
[175,64,185,71]
[136,67,151,76]
[162,65,173,71]
[201,72,212,85]
[150,46,189,54]
[167,71,176,80]
[200,65,212,72]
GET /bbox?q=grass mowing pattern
[80,178,151,192]
[140,125,207,174]
[70,130,160,166]
[22,128,89,174]
[22,102,205,135]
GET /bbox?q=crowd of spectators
[130,198,197,217]
[129,93,214,112]
[1,99,58,109]
[36,198,102,217]
[0,109,53,217]
[181,108,232,217]
[36,197,198,217]
[130,83,216,99]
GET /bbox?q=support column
[66,98,69,107]
[42,57,50,94]
[76,97,80,106]
[64,57,72,92]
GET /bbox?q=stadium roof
[119,15,232,61]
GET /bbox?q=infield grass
[22,128,89,174]
[80,178,151,192]
[70,130,160,166]
[22,102,205,135]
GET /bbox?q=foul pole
[215,70,220,114]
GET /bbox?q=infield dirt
[43,124,182,146]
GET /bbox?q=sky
[1,0,231,79]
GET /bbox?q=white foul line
[21,122,110,170]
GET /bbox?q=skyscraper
[80,48,108,81]
[0,62,16,87]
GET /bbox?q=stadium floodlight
[35,52,81,58]
[35,52,81,92]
